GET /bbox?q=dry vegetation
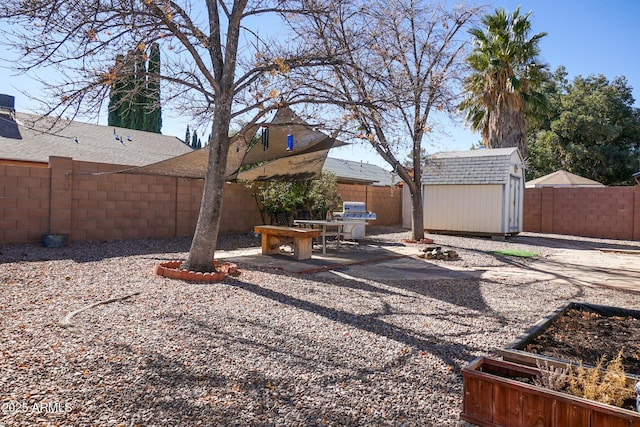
[567,351,634,407]
[535,351,635,408]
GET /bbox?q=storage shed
[422,147,524,237]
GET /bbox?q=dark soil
[525,308,640,375]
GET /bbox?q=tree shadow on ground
[0,234,262,263]
[223,274,490,371]
[495,233,639,252]
[488,251,640,294]
[229,245,490,312]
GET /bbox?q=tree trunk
[182,97,233,272]
[409,183,424,241]
[408,143,425,241]
[487,106,528,158]
[385,154,425,241]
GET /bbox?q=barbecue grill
[333,201,376,239]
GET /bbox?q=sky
[1,0,639,170]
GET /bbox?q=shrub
[565,351,634,407]
[534,360,568,391]
[245,171,342,224]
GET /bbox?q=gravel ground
[1,226,639,426]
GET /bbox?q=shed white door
[507,176,522,233]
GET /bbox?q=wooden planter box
[461,357,640,427]
[500,302,640,385]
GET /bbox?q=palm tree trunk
[487,107,528,158]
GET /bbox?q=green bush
[245,171,342,224]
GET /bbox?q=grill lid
[336,201,376,220]
[342,201,366,212]
[340,212,376,220]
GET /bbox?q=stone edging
[154,260,238,282]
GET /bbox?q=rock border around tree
[154,260,238,282]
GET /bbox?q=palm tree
[459,7,548,158]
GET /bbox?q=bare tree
[285,0,482,240]
[0,0,337,271]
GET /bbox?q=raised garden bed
[501,302,640,383]
[461,357,640,427]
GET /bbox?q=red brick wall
[524,186,640,240]
[220,182,264,233]
[0,157,403,245]
[176,178,203,237]
[70,160,180,241]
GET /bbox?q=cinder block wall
[3,157,637,244]
[0,157,402,245]
[337,183,402,226]
[0,163,50,243]
[0,157,263,244]
[70,159,180,241]
[524,186,640,240]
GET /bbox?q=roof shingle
[0,112,192,166]
[323,157,396,186]
[422,147,520,185]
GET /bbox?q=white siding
[423,184,504,233]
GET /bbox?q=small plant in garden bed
[461,357,640,426]
[534,360,568,391]
[533,351,636,410]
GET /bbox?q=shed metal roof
[422,147,521,185]
[0,112,192,167]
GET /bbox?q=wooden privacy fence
[523,186,640,240]
[0,156,402,245]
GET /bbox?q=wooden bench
[253,225,322,260]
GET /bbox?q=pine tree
[107,44,163,133]
[191,129,199,149]
[119,51,136,129]
[130,50,147,130]
[144,43,162,133]
[107,54,126,127]
[185,125,191,146]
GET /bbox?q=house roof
[422,147,521,185]
[525,170,605,188]
[323,157,397,186]
[0,111,192,167]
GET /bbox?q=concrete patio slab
[218,241,476,280]
[217,239,640,293]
